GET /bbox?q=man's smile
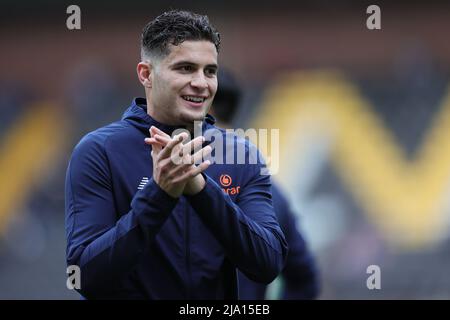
[181,95,208,107]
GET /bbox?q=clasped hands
[144,126,212,198]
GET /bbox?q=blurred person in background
[211,69,320,300]
[65,10,287,299]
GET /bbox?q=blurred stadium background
[1,0,450,299]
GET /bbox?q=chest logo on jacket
[220,174,240,195]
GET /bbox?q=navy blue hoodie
[65,98,288,299]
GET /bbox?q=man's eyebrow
[206,64,219,69]
[170,61,218,69]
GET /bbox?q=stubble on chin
[180,113,205,126]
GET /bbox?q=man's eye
[180,66,193,72]
[205,68,217,76]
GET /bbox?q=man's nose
[190,72,208,89]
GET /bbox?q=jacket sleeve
[65,134,178,298]
[186,148,288,284]
[272,184,320,299]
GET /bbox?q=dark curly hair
[141,10,221,60]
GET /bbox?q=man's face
[148,40,218,126]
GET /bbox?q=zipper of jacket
[185,202,192,299]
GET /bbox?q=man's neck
[146,106,175,126]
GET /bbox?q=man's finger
[175,144,211,166]
[145,138,164,150]
[168,160,191,176]
[144,137,165,146]
[158,132,188,160]
[181,136,205,156]
[145,137,163,154]
[149,128,163,153]
[189,145,212,165]
[150,126,171,139]
[172,160,211,184]
[153,134,171,146]
[153,133,205,157]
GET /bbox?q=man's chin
[179,111,206,126]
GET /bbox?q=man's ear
[137,62,153,88]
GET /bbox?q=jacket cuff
[131,178,179,213]
[185,173,224,205]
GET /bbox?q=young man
[212,69,319,300]
[65,10,287,299]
